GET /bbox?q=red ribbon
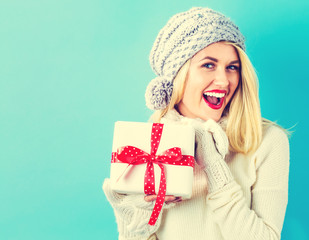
[111,123,194,225]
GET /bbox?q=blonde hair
[151,41,270,154]
[224,42,262,153]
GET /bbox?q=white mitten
[103,179,174,239]
[179,117,234,193]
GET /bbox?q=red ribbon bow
[112,123,194,225]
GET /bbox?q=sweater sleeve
[206,126,290,240]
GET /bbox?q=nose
[214,67,229,88]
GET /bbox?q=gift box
[110,121,195,199]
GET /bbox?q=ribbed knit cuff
[119,234,157,240]
[204,160,234,193]
[119,235,149,240]
[116,200,173,239]
[116,207,156,239]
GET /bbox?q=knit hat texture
[145,7,245,110]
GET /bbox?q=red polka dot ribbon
[111,123,194,225]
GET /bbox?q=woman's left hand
[180,117,229,168]
[179,117,234,192]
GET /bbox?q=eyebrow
[199,56,240,64]
[230,60,240,64]
[200,56,218,62]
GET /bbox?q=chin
[200,108,224,122]
[211,115,221,122]
[198,113,221,122]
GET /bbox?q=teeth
[203,92,225,98]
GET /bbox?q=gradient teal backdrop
[0,0,308,239]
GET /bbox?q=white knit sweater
[105,109,289,240]
[153,110,290,240]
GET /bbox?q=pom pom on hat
[145,77,173,110]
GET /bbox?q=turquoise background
[0,0,308,239]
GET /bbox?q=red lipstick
[203,90,227,110]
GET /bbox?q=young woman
[103,7,289,240]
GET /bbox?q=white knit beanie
[145,7,245,110]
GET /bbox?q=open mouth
[203,90,226,110]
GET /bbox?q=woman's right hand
[144,194,182,204]
[103,179,158,238]
[103,179,176,238]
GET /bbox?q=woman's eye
[203,63,214,69]
[227,65,239,71]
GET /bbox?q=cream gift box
[110,121,195,199]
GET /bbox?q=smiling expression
[177,42,240,122]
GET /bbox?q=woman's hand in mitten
[184,118,228,166]
[103,179,175,239]
[179,117,233,193]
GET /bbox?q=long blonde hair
[151,41,267,154]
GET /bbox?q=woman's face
[177,42,240,122]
